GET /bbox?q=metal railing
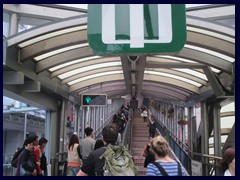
[50,152,68,176]
[3,154,15,176]
[122,108,133,150]
[3,164,15,176]
[94,115,114,139]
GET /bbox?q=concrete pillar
[9,13,18,36]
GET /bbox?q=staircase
[131,111,150,176]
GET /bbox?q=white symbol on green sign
[102,4,172,48]
[87,4,186,54]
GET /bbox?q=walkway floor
[131,110,150,176]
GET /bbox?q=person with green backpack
[77,123,137,176]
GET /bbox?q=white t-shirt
[142,110,148,117]
[224,169,232,176]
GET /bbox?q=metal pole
[45,110,51,163]
[24,112,28,139]
[213,103,221,175]
[188,107,193,158]
[201,101,209,176]
[74,105,78,134]
[59,100,66,161]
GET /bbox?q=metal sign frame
[81,94,107,106]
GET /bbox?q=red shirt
[34,146,44,174]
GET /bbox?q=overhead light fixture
[58,61,121,79]
[145,70,202,87]
[34,43,89,61]
[184,44,235,63]
[49,56,101,72]
[67,70,123,85]
[18,25,87,48]
[187,26,235,43]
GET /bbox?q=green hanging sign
[87,4,187,54]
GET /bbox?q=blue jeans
[67,166,81,176]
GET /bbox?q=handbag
[141,144,149,157]
[19,164,32,176]
[19,158,34,176]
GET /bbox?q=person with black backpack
[146,136,185,176]
[16,137,37,176]
[11,147,24,168]
[34,137,48,176]
[77,123,137,176]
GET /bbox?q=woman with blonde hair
[146,135,185,176]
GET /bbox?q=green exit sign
[87,4,187,54]
[82,94,107,106]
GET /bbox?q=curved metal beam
[187,31,234,57]
[143,81,192,96]
[77,81,125,94]
[187,15,235,36]
[7,15,87,47]
[20,30,87,62]
[36,47,92,73]
[178,48,232,74]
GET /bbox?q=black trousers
[149,131,155,138]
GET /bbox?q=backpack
[39,148,47,170]
[100,144,137,176]
[11,147,24,168]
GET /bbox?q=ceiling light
[18,25,87,48]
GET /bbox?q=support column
[45,110,58,161]
[9,13,18,36]
[74,105,78,134]
[201,101,209,176]
[213,103,222,176]
[24,112,28,139]
[188,107,193,157]
[59,100,66,160]
[47,110,58,176]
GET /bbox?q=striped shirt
[146,161,185,176]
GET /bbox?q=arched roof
[3,5,235,106]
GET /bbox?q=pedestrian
[17,137,37,176]
[67,134,82,176]
[142,140,155,168]
[221,147,235,176]
[148,117,156,138]
[142,109,148,122]
[146,136,185,176]
[80,127,96,165]
[34,137,48,176]
[94,139,104,150]
[77,123,136,176]
[29,134,39,172]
